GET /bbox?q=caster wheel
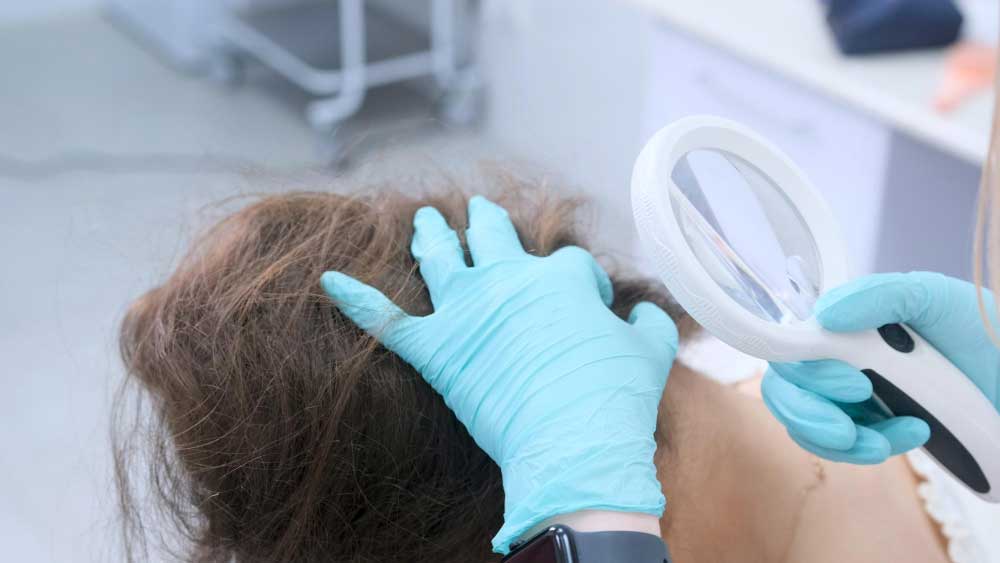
[314,130,351,170]
[207,51,245,88]
[437,86,483,127]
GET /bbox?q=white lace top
[906,450,1000,563]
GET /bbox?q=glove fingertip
[627,300,665,322]
[595,266,614,307]
[841,372,874,403]
[320,270,351,297]
[769,360,873,403]
[468,195,512,222]
[813,298,867,332]
[814,273,927,332]
[871,417,931,456]
[320,271,407,335]
[761,372,857,451]
[849,426,893,464]
[787,426,891,465]
[628,302,679,348]
[321,270,378,304]
[414,205,446,222]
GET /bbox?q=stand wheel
[206,50,246,88]
[314,128,351,170]
[437,85,482,127]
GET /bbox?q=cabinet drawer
[641,25,891,274]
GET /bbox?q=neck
[654,365,950,563]
[655,366,820,562]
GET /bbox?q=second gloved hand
[762,271,1000,464]
[321,196,679,554]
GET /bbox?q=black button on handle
[864,322,992,495]
[877,323,914,353]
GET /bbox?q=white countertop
[629,0,994,163]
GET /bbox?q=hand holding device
[631,116,1000,500]
[765,272,1000,465]
[322,196,679,553]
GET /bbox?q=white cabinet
[641,26,892,276]
[640,23,984,282]
[481,1,982,282]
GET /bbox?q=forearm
[520,510,662,541]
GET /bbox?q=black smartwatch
[501,525,671,563]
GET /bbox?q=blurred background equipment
[822,0,964,55]
[108,0,480,157]
[634,0,996,282]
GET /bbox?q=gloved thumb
[628,301,679,352]
[814,272,939,333]
[549,245,614,307]
[320,271,417,349]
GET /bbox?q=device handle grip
[825,324,1000,501]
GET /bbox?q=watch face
[503,528,573,563]
[504,534,558,563]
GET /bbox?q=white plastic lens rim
[631,115,851,362]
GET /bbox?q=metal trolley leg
[431,0,481,125]
[215,0,481,155]
[306,0,367,131]
[430,0,456,89]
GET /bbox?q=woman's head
[116,176,692,562]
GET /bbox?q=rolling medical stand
[108,0,480,157]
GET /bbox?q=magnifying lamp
[632,115,1000,500]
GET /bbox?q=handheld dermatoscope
[631,115,1000,500]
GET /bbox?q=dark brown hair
[114,175,693,562]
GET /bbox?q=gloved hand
[320,196,679,554]
[762,271,1000,464]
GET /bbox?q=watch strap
[573,530,671,562]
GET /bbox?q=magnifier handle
[827,324,1000,501]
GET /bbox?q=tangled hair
[114,175,693,562]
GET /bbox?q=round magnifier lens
[669,149,823,325]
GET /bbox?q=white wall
[481,0,653,258]
[0,1,100,24]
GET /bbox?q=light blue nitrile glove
[320,196,679,554]
[762,271,1000,464]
